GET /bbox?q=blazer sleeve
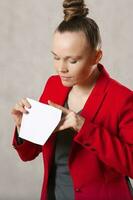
[12,76,54,161]
[74,92,133,178]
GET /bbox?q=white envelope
[19,98,62,145]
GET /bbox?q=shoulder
[39,75,64,102]
[42,75,64,90]
[108,78,133,107]
[42,75,62,92]
[45,75,61,85]
[109,77,132,96]
[99,63,132,97]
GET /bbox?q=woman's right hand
[11,98,31,132]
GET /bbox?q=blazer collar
[81,63,111,121]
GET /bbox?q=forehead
[52,31,90,55]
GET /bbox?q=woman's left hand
[48,100,85,132]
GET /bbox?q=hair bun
[63,0,89,22]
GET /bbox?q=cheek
[53,62,59,70]
[72,64,90,78]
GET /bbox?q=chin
[61,80,74,87]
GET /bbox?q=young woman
[11,0,133,199]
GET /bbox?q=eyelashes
[70,60,77,64]
[53,57,60,60]
[53,57,78,64]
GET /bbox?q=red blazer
[13,64,133,200]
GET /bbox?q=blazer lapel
[81,64,112,121]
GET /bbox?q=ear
[94,50,103,64]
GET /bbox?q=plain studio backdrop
[0,0,133,199]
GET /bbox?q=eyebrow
[51,51,81,59]
[51,51,57,56]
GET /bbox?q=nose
[58,61,68,73]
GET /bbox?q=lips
[61,76,71,78]
[61,76,71,79]
[60,76,72,81]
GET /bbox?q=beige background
[0,0,133,199]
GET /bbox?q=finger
[59,117,71,130]
[65,111,76,119]
[11,106,28,115]
[58,124,74,131]
[12,102,29,114]
[58,112,78,131]
[48,100,70,114]
[21,98,31,109]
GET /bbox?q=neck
[72,65,100,95]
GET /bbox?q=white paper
[19,98,62,145]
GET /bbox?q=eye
[53,57,60,61]
[70,60,77,64]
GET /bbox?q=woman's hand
[48,100,85,132]
[11,98,31,132]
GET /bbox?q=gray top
[47,101,81,200]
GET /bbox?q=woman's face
[52,31,97,87]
